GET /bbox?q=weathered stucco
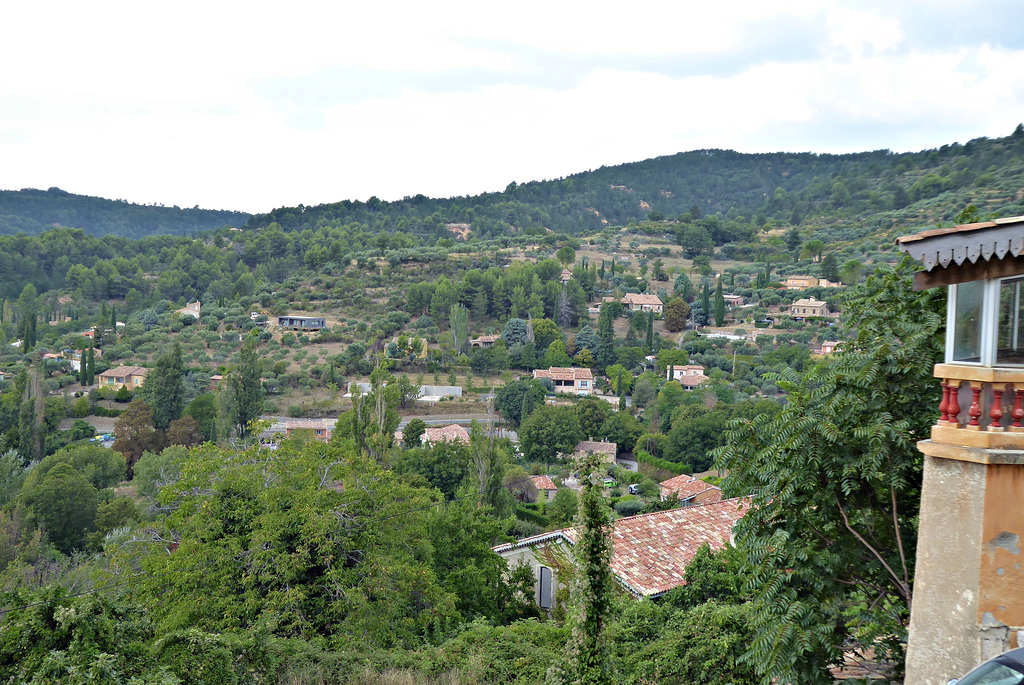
[906,453,986,685]
[979,464,1024,639]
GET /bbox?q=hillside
[247,125,1024,240]
[0,187,251,238]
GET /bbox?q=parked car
[948,647,1024,685]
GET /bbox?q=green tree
[519,405,583,467]
[185,393,217,443]
[450,302,469,355]
[677,226,714,259]
[714,258,944,683]
[820,252,840,282]
[645,311,654,352]
[840,259,864,285]
[544,340,572,368]
[713,280,726,327]
[225,336,264,438]
[664,297,690,332]
[112,399,162,477]
[19,461,98,554]
[150,341,185,430]
[605,365,633,395]
[403,418,427,447]
[495,379,546,425]
[556,245,576,266]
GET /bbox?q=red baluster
[1012,388,1024,429]
[939,381,951,423]
[948,381,962,426]
[968,384,983,428]
[990,387,1004,429]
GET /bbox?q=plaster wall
[978,464,1024,641]
[497,543,565,611]
[906,454,986,685]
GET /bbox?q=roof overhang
[896,216,1024,290]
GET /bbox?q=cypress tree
[645,311,654,352]
[714,280,726,327]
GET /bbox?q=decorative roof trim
[895,216,1024,271]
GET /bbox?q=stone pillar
[906,443,1024,685]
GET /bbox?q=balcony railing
[931,364,1024,450]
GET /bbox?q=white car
[949,647,1024,685]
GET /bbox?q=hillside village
[0,130,1022,683]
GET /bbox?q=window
[951,280,984,363]
[998,276,1024,365]
[538,566,552,609]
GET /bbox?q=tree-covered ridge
[0,187,250,238]
[248,125,1024,238]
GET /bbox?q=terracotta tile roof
[793,297,827,308]
[533,367,593,381]
[472,334,500,343]
[423,424,470,444]
[531,475,558,491]
[284,419,335,431]
[659,474,722,501]
[493,497,749,597]
[98,365,148,378]
[574,440,617,457]
[622,293,663,306]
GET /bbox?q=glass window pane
[953,281,984,362]
[997,277,1024,365]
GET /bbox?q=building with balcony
[896,215,1024,684]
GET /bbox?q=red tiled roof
[574,440,617,456]
[534,367,593,381]
[659,474,722,501]
[494,497,749,597]
[98,365,148,378]
[423,424,470,444]
[284,419,335,431]
[622,293,663,306]
[531,475,558,491]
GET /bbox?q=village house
[470,334,500,349]
[177,301,201,319]
[533,367,594,395]
[621,292,664,314]
[284,418,334,442]
[97,365,148,390]
[560,268,573,284]
[659,474,723,505]
[817,340,840,355]
[573,439,618,464]
[277,315,326,331]
[493,498,749,609]
[422,424,470,445]
[791,297,829,317]
[722,294,744,306]
[783,275,817,289]
[667,364,709,389]
[531,475,558,503]
[210,374,223,390]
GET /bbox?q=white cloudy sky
[2,0,1023,214]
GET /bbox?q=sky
[2,0,1023,214]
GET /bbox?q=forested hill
[250,125,1024,238]
[0,187,251,238]
[4,126,1023,240]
